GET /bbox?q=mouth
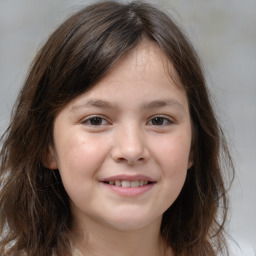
[100,175,156,196]
[103,180,154,188]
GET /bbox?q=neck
[71,216,172,256]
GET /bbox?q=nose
[111,124,150,165]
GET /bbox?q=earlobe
[42,146,58,169]
[188,147,194,169]
[187,160,193,169]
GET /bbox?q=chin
[104,214,162,232]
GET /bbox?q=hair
[0,1,234,255]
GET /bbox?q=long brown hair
[0,1,234,255]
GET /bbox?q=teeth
[122,181,130,187]
[108,180,150,188]
[131,181,139,187]
[139,180,144,186]
[115,180,121,186]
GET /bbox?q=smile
[101,175,156,197]
[104,180,151,188]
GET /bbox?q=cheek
[152,133,191,202]
[54,133,111,207]
[154,132,191,171]
[54,131,110,181]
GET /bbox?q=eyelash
[82,116,109,126]
[81,115,173,127]
[147,116,173,126]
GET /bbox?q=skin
[45,41,193,256]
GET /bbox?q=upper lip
[101,174,156,182]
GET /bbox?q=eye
[148,116,173,126]
[82,116,109,126]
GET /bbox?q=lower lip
[101,182,155,197]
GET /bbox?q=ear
[187,145,194,170]
[42,146,58,169]
[187,160,193,169]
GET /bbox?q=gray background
[0,0,255,255]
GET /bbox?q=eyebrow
[142,99,185,112]
[71,99,117,111]
[71,99,185,112]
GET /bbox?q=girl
[0,1,234,255]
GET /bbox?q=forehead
[64,40,188,113]
[86,40,184,96]
[107,40,181,86]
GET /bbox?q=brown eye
[151,117,164,125]
[89,117,103,125]
[148,116,173,126]
[82,116,108,126]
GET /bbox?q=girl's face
[46,41,192,232]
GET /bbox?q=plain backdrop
[0,0,255,255]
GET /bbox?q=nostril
[114,157,145,165]
[116,157,127,163]
[111,142,150,164]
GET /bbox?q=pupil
[152,117,163,125]
[90,117,102,125]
